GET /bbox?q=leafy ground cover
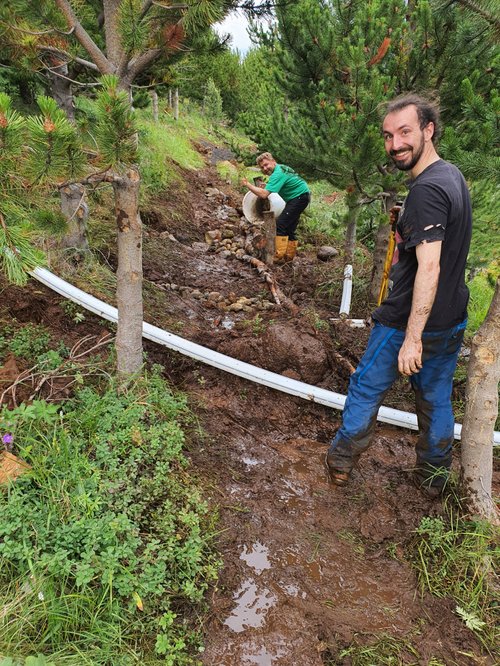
[0,369,219,665]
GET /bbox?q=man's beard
[390,134,425,171]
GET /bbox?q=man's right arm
[398,240,442,375]
[242,179,270,199]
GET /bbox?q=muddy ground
[1,143,498,665]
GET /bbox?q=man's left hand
[398,336,422,375]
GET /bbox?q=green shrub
[8,324,51,362]
[0,369,219,665]
[466,265,498,338]
[411,512,498,651]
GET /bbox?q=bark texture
[460,279,500,521]
[343,191,360,263]
[113,169,143,378]
[151,90,159,122]
[173,88,179,121]
[47,60,75,122]
[263,208,275,266]
[60,184,89,250]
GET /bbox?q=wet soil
[1,143,498,665]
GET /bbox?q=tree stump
[263,209,276,266]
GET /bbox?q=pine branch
[53,0,115,74]
[39,45,100,71]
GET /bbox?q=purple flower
[2,433,13,445]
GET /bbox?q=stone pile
[154,280,276,313]
[206,213,269,261]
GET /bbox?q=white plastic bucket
[242,191,286,223]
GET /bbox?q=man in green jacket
[242,152,310,262]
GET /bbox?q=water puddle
[240,542,272,574]
[241,643,288,665]
[224,578,277,633]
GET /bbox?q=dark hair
[385,94,441,144]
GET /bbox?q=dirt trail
[1,143,497,664]
[138,148,494,664]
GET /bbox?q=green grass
[299,180,347,246]
[410,507,499,654]
[0,369,220,665]
[137,115,204,205]
[466,266,498,338]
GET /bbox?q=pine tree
[0,93,79,284]
[249,0,498,283]
[203,77,224,122]
[0,76,143,380]
[256,0,408,263]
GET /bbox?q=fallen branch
[0,334,113,407]
[238,254,299,314]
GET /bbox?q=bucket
[242,191,286,223]
[0,451,31,485]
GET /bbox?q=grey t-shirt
[373,160,472,331]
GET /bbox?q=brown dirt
[0,143,498,665]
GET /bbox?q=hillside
[1,137,498,665]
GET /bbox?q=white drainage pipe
[31,267,500,445]
[339,264,352,316]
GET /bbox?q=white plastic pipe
[330,318,366,328]
[339,264,353,316]
[31,267,500,445]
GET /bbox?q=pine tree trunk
[60,184,89,250]
[103,0,125,65]
[369,193,398,303]
[47,61,75,122]
[151,90,159,122]
[460,279,500,522]
[343,190,360,263]
[173,88,179,121]
[112,168,143,379]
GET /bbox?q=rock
[227,302,244,312]
[282,369,301,381]
[192,242,208,252]
[205,229,221,245]
[317,246,339,261]
[222,227,235,239]
[205,187,222,198]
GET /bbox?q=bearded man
[326,94,472,497]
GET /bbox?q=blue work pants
[327,320,466,488]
